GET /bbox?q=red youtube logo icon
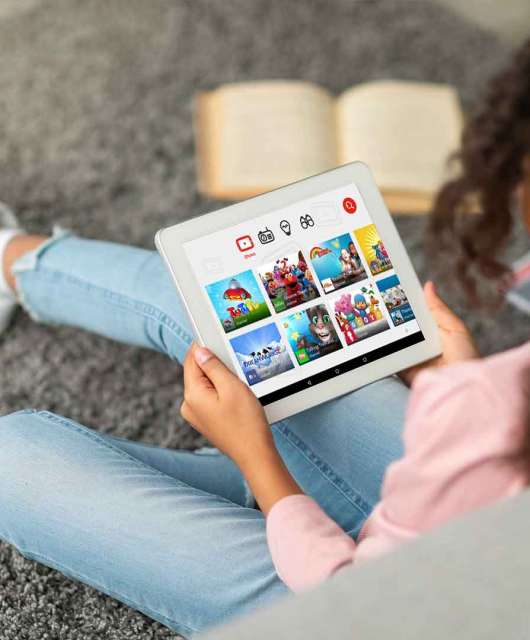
[236,235,254,252]
[342,197,357,214]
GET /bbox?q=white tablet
[156,162,441,422]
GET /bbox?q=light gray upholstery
[203,491,530,639]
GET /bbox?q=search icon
[342,197,357,214]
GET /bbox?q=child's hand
[181,343,274,468]
[399,281,479,386]
[182,343,303,514]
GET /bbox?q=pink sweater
[267,342,530,592]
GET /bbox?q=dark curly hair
[428,38,530,305]
[428,39,530,480]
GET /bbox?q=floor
[4,0,529,45]
[435,0,530,46]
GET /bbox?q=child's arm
[181,344,303,515]
[269,350,528,588]
[356,357,527,562]
[266,495,357,592]
[181,343,356,592]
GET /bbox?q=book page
[199,81,336,198]
[336,81,463,195]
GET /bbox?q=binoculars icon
[299,214,315,229]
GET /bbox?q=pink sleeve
[266,348,528,591]
[266,494,356,592]
[359,365,526,555]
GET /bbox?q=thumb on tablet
[194,346,236,390]
[423,281,469,333]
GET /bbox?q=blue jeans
[0,233,408,637]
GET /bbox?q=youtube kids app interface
[258,251,319,313]
[309,232,366,293]
[377,275,416,327]
[331,282,390,345]
[354,224,393,276]
[283,304,342,365]
[205,269,271,334]
[184,182,423,404]
[229,323,294,385]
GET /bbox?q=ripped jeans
[0,232,408,636]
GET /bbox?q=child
[0,38,528,637]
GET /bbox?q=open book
[194,80,463,214]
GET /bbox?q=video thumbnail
[258,251,319,313]
[376,275,416,326]
[354,224,393,276]
[205,270,271,334]
[309,233,366,293]
[332,283,390,344]
[282,303,342,365]
[229,323,294,386]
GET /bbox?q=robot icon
[258,227,275,244]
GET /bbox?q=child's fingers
[194,346,239,392]
[424,281,468,332]
[183,344,216,395]
[180,400,198,426]
[424,281,446,310]
[424,281,456,317]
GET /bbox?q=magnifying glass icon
[342,197,357,214]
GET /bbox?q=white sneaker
[0,202,23,335]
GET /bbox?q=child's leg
[103,434,254,508]
[10,231,195,362]
[6,231,408,538]
[271,375,408,538]
[0,410,286,636]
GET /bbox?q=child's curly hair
[429,40,530,475]
[428,39,530,304]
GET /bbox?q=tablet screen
[183,183,424,405]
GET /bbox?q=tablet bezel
[156,162,441,423]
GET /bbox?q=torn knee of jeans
[11,226,72,322]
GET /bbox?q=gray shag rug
[0,1,528,638]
